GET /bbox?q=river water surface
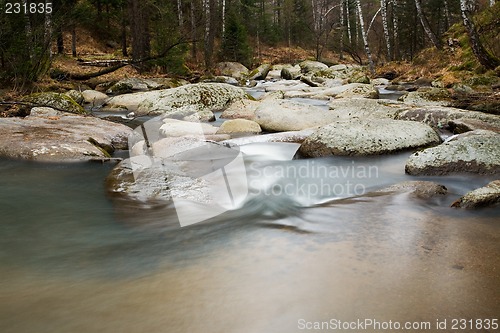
[0,150,499,332]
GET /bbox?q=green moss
[23,92,86,114]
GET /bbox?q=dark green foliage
[220,11,252,67]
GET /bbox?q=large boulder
[299,119,440,157]
[405,130,500,175]
[0,110,132,161]
[448,118,500,134]
[399,87,452,106]
[335,83,379,99]
[280,65,302,80]
[451,180,500,209]
[248,63,271,80]
[396,106,500,129]
[328,98,406,119]
[215,62,249,80]
[106,77,188,95]
[64,90,84,105]
[298,60,329,73]
[254,99,340,132]
[159,119,218,137]
[102,83,249,117]
[217,119,262,134]
[220,99,260,120]
[22,92,86,115]
[82,90,109,106]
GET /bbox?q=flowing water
[1,150,499,333]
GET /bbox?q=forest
[0,0,498,87]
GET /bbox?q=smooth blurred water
[0,153,499,333]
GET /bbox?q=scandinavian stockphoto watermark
[128,116,379,226]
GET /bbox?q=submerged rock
[0,111,132,161]
[102,83,249,117]
[378,181,448,199]
[451,180,500,209]
[254,99,339,132]
[405,130,500,175]
[299,119,440,157]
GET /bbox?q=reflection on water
[0,156,499,333]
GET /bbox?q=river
[0,149,499,332]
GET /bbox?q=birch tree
[414,0,440,48]
[460,0,499,69]
[380,0,392,60]
[355,0,374,73]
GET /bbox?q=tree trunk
[121,6,128,57]
[460,0,500,69]
[355,0,374,73]
[57,28,65,54]
[203,0,213,70]
[414,0,441,48]
[346,0,352,45]
[392,0,400,59]
[381,0,392,60]
[44,0,53,59]
[222,0,226,34]
[191,0,197,60]
[339,0,345,59]
[23,0,33,59]
[129,0,150,68]
[177,0,183,27]
[72,25,77,57]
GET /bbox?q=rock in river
[0,110,132,161]
[102,83,249,117]
[405,130,500,175]
[451,180,500,209]
[254,99,340,132]
[299,119,440,157]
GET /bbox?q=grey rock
[299,60,329,73]
[102,83,249,117]
[254,99,340,132]
[300,119,440,157]
[217,119,262,134]
[405,130,500,175]
[399,87,452,106]
[451,180,500,209]
[82,90,109,106]
[248,63,271,80]
[378,181,448,199]
[65,90,84,105]
[215,62,249,80]
[281,65,301,80]
[0,114,132,161]
[22,92,86,115]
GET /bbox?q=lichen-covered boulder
[102,83,249,117]
[334,83,379,99]
[405,130,500,175]
[22,92,86,115]
[451,180,500,209]
[217,119,262,134]
[280,65,301,80]
[82,90,109,106]
[254,99,340,132]
[299,119,440,157]
[396,106,500,129]
[298,60,329,73]
[215,62,249,80]
[64,90,84,105]
[399,87,452,106]
[248,64,271,80]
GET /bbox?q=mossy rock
[65,90,85,105]
[22,92,87,115]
